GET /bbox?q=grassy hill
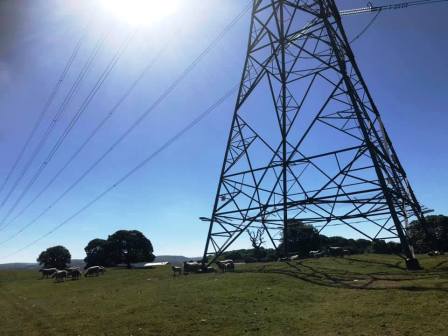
[0,259,86,270]
[0,254,447,336]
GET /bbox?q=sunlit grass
[0,254,447,335]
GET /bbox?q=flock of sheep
[171,259,235,276]
[40,260,237,282]
[39,266,106,282]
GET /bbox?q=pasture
[1,254,447,336]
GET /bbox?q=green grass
[1,254,447,336]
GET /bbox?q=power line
[345,0,448,42]
[0,30,136,230]
[0,33,108,217]
[340,0,448,16]
[1,86,237,258]
[0,32,173,235]
[0,2,251,242]
[350,8,383,43]
[0,29,86,200]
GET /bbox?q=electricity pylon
[202,0,428,270]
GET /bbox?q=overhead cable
[350,9,383,43]
[340,0,448,16]
[0,29,86,200]
[1,31,174,233]
[1,86,237,258]
[0,2,251,241]
[0,30,136,231]
[0,33,107,216]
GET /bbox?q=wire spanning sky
[0,0,447,263]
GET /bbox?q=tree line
[222,215,448,262]
[37,215,447,268]
[37,230,154,269]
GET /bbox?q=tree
[84,238,110,267]
[84,230,155,268]
[105,230,155,268]
[248,228,265,250]
[248,228,266,260]
[409,215,448,253]
[386,241,402,254]
[224,250,243,261]
[37,245,71,269]
[353,239,371,253]
[283,220,320,257]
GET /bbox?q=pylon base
[406,258,422,270]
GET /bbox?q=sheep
[309,250,324,258]
[67,268,82,280]
[183,261,202,273]
[52,270,68,282]
[216,260,234,273]
[172,266,182,276]
[84,266,101,277]
[428,250,443,256]
[38,268,57,279]
[216,261,226,272]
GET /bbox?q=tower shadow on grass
[342,256,406,271]
[433,259,448,270]
[238,257,448,292]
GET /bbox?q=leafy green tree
[325,236,350,248]
[37,245,71,269]
[386,241,402,254]
[84,230,155,268]
[221,248,277,262]
[282,220,320,257]
[409,215,448,253]
[371,239,402,254]
[106,230,155,268]
[320,236,377,254]
[224,250,243,261]
[264,248,279,261]
[84,238,110,267]
[354,239,371,253]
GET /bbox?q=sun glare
[100,0,179,26]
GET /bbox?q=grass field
[1,254,447,336]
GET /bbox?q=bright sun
[100,0,179,26]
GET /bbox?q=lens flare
[100,0,179,26]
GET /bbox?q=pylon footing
[406,258,422,270]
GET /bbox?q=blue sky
[0,0,447,263]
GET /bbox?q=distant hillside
[0,263,39,270]
[0,257,200,269]
[0,259,85,270]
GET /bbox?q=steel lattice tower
[202,0,427,269]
